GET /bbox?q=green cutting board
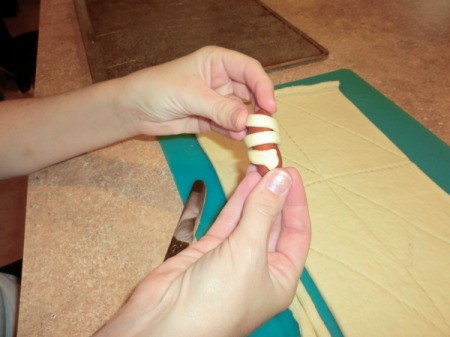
[158,69,450,337]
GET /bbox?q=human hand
[94,168,311,337]
[116,46,276,140]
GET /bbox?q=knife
[164,180,206,261]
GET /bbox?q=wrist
[105,77,142,138]
[111,69,159,136]
[93,292,176,337]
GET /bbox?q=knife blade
[164,180,206,261]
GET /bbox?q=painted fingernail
[266,170,292,195]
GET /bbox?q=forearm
[0,79,137,179]
[0,46,277,179]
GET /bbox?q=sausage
[245,110,282,176]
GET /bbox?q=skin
[0,46,276,178]
[94,167,311,337]
[0,46,311,336]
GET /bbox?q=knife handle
[164,237,190,261]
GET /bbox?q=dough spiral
[244,110,282,176]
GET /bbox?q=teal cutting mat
[158,69,450,336]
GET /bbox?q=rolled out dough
[197,81,450,336]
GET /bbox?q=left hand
[0,46,275,178]
[116,46,276,140]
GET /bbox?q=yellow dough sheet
[197,81,450,337]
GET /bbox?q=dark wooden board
[74,0,328,82]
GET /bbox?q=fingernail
[266,170,292,195]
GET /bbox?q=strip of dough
[246,114,279,131]
[248,149,279,170]
[244,131,280,148]
[244,114,281,170]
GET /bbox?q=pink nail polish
[266,170,292,195]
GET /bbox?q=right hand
[94,167,311,337]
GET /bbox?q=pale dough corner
[197,81,450,337]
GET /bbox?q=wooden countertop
[17,1,183,335]
[17,0,449,336]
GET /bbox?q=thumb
[193,89,249,133]
[233,169,293,249]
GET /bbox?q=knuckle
[249,193,280,219]
[211,98,238,123]
[211,99,227,117]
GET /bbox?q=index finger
[207,47,277,113]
